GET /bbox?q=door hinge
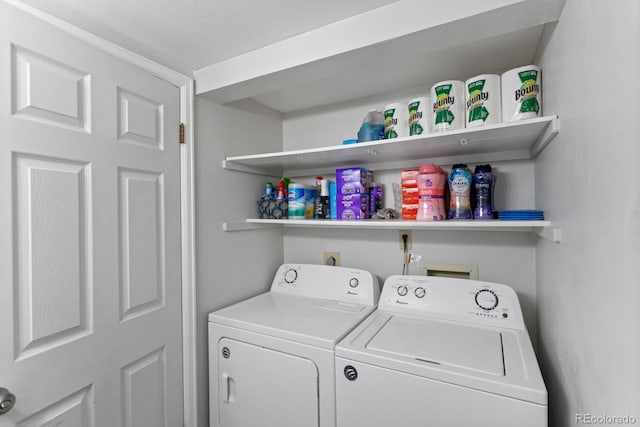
[179,123,185,144]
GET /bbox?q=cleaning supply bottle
[357,110,385,143]
[320,179,331,219]
[317,179,330,219]
[436,166,447,219]
[264,182,273,200]
[448,164,473,219]
[473,164,496,219]
[273,180,288,219]
[276,180,286,200]
[369,182,382,217]
[314,176,323,219]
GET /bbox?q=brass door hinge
[179,123,185,144]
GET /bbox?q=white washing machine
[335,275,547,427]
[208,263,380,427]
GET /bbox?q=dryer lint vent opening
[424,263,478,280]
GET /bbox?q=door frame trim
[4,1,198,426]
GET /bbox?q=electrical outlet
[399,230,412,250]
[323,251,341,266]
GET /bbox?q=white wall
[282,91,541,337]
[283,86,426,150]
[536,1,640,425]
[195,96,284,427]
[284,228,538,332]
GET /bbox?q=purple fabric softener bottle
[473,164,495,220]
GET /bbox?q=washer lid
[366,316,505,376]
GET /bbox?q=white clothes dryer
[335,275,547,427]
[208,264,380,427]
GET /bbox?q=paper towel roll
[501,65,542,122]
[408,97,430,136]
[384,102,409,139]
[465,74,501,127]
[431,80,465,132]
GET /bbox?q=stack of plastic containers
[401,168,419,220]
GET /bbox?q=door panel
[117,88,164,149]
[121,347,167,427]
[118,168,165,321]
[13,153,92,360]
[0,2,182,426]
[16,385,94,427]
[11,44,90,132]
[218,338,319,427]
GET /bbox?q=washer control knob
[414,287,426,298]
[397,286,408,296]
[349,278,359,288]
[284,268,298,284]
[475,289,499,311]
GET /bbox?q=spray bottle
[316,179,330,219]
[314,176,323,219]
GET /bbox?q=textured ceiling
[18,0,398,74]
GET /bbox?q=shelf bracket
[222,221,281,232]
[530,116,560,157]
[535,226,562,243]
[221,160,282,177]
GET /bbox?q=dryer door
[218,338,319,427]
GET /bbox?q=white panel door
[217,338,319,427]
[0,2,183,426]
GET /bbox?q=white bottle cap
[320,179,330,196]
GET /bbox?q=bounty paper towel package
[384,102,409,139]
[431,80,465,132]
[408,97,430,135]
[465,74,501,127]
[501,65,542,121]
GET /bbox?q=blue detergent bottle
[357,110,385,142]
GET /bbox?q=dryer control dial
[349,278,359,288]
[414,287,426,298]
[397,286,408,296]
[284,268,298,284]
[475,289,499,311]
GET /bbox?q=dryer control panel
[271,264,380,306]
[379,275,525,329]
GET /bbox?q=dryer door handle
[221,373,236,404]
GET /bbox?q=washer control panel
[271,264,380,306]
[379,275,524,329]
